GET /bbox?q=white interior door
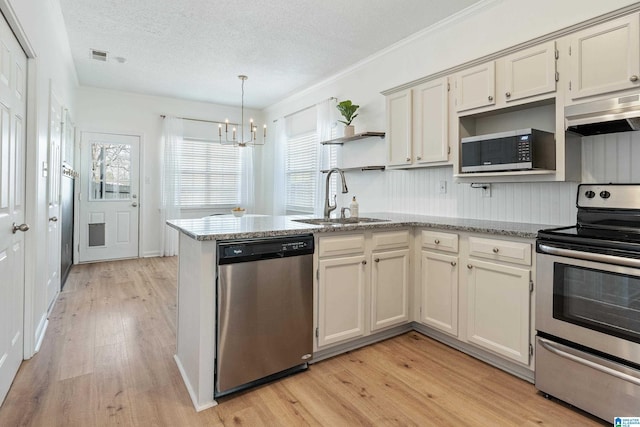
[0,11,27,405]
[46,87,62,310]
[79,132,140,262]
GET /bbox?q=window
[178,138,242,208]
[285,131,319,213]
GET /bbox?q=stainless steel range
[536,183,640,422]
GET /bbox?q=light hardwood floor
[0,257,606,426]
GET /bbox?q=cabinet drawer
[421,230,458,253]
[319,234,366,258]
[468,236,531,266]
[371,229,410,250]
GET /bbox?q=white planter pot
[344,125,355,137]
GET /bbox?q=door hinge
[569,81,572,91]
[316,269,319,281]
[529,344,534,356]
[568,45,572,56]
[529,280,534,292]
[77,243,80,252]
[447,145,451,155]
[555,72,559,82]
[447,82,450,92]
[555,49,559,60]
[315,327,319,338]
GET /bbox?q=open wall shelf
[320,131,385,145]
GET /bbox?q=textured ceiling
[58,0,482,109]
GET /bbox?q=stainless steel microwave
[460,128,555,173]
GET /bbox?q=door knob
[49,216,58,222]
[630,75,639,82]
[467,264,473,269]
[374,258,380,263]
[505,92,511,98]
[488,95,494,101]
[12,223,30,234]
[451,261,457,267]
[132,202,138,207]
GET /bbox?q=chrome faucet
[324,168,348,219]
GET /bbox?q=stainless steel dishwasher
[215,234,314,397]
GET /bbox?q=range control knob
[584,190,596,199]
[600,190,611,199]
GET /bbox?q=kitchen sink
[293,217,390,226]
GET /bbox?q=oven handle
[538,338,640,386]
[538,243,640,269]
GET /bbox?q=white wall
[260,0,639,226]
[2,0,78,356]
[75,87,262,257]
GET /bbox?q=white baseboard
[174,354,217,412]
[143,250,161,258]
[34,316,48,354]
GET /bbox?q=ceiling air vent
[91,49,108,62]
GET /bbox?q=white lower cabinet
[421,250,459,337]
[317,230,410,349]
[465,258,531,365]
[317,254,367,347]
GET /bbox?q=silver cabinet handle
[434,239,440,244]
[505,92,511,98]
[467,264,473,269]
[374,258,380,263]
[132,202,138,207]
[630,75,639,82]
[12,223,29,234]
[451,261,457,267]
[49,216,58,222]
[362,260,367,265]
[488,95,494,101]
[492,247,499,253]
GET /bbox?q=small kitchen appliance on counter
[536,183,640,421]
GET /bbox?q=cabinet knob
[12,223,29,234]
[493,247,500,253]
[49,216,58,222]
[488,95,494,101]
[451,261,457,267]
[505,92,511,98]
[374,258,380,263]
[362,260,367,265]
[406,157,411,162]
[467,264,473,269]
[416,156,422,161]
[434,239,440,244]
[631,75,639,82]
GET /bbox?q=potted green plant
[336,100,359,137]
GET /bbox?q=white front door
[46,88,62,310]
[0,11,27,405]
[79,132,140,262]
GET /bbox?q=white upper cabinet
[504,41,557,103]
[455,61,495,112]
[569,13,640,100]
[413,78,449,164]
[386,89,412,166]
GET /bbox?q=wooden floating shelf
[321,166,386,173]
[320,131,385,145]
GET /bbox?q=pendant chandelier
[217,75,266,147]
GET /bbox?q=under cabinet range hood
[565,93,640,136]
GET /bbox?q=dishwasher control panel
[218,235,314,264]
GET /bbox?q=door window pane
[90,142,131,200]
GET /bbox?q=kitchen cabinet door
[569,14,640,100]
[317,254,367,347]
[413,78,449,164]
[370,248,410,331]
[421,251,458,337]
[466,259,530,365]
[455,61,495,112]
[504,41,557,103]
[386,89,412,166]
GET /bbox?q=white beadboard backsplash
[339,130,640,227]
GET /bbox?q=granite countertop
[167,212,561,241]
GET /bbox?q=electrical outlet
[438,180,447,194]
[482,184,492,198]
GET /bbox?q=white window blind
[285,131,318,213]
[178,137,241,208]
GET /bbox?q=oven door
[536,243,640,365]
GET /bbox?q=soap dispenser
[349,196,359,218]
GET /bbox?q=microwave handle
[538,243,640,269]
